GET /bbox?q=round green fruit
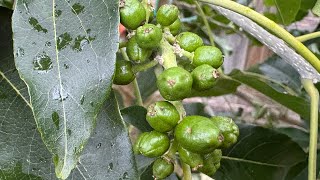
[113,60,135,85]
[211,116,239,148]
[146,101,180,132]
[156,4,179,26]
[168,18,181,36]
[176,32,203,52]
[193,46,223,68]
[137,131,170,157]
[191,64,218,91]
[174,116,223,154]
[133,133,147,155]
[136,24,163,49]
[178,146,203,168]
[120,0,146,30]
[126,36,152,63]
[152,158,174,179]
[198,149,222,176]
[157,67,193,101]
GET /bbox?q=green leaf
[275,127,309,150]
[137,68,158,101]
[190,78,241,97]
[1,8,138,180]
[249,55,302,95]
[0,0,13,9]
[274,0,301,25]
[12,0,119,178]
[312,0,320,16]
[214,125,307,180]
[229,70,311,119]
[121,106,153,132]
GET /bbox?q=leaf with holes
[213,125,307,180]
[1,8,138,180]
[12,0,119,178]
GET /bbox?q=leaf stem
[198,0,320,73]
[132,60,159,73]
[302,79,319,180]
[194,1,215,46]
[120,48,144,106]
[182,162,192,180]
[133,78,144,106]
[296,32,320,43]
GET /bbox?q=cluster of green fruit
[134,101,239,179]
[116,0,239,179]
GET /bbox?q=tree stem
[302,79,319,180]
[198,0,320,73]
[182,162,192,180]
[195,1,215,46]
[296,32,320,42]
[133,78,144,106]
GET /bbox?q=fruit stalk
[194,1,215,46]
[302,79,319,180]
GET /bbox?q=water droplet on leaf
[80,95,85,105]
[96,143,102,149]
[57,33,72,51]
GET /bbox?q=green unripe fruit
[157,4,179,26]
[133,133,147,155]
[175,116,224,154]
[137,131,170,157]
[146,101,180,132]
[211,116,239,148]
[198,149,222,176]
[126,36,152,63]
[157,67,193,101]
[152,158,174,179]
[191,64,219,91]
[178,146,203,168]
[168,18,182,36]
[176,32,203,52]
[120,0,146,30]
[193,46,223,68]
[136,24,163,49]
[113,60,135,85]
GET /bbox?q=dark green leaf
[0,0,13,9]
[275,127,309,150]
[183,103,209,117]
[249,55,302,95]
[274,0,301,25]
[214,125,307,180]
[1,9,138,179]
[229,70,311,119]
[285,150,320,180]
[137,68,158,101]
[12,0,119,178]
[190,78,241,97]
[121,106,153,132]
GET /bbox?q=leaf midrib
[0,71,31,108]
[52,0,68,174]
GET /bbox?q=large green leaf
[249,55,302,95]
[1,7,138,180]
[12,0,119,178]
[274,0,301,25]
[190,78,241,97]
[0,0,13,9]
[121,106,153,132]
[229,70,311,119]
[214,125,307,180]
